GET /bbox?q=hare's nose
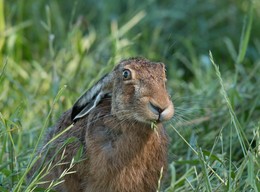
[149,102,164,115]
[149,101,174,122]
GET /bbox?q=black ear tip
[71,109,76,121]
[71,105,82,121]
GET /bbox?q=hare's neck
[111,122,168,168]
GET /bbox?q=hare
[28,58,174,192]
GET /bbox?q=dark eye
[122,69,132,80]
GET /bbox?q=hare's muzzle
[148,100,174,122]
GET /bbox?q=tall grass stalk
[209,51,249,157]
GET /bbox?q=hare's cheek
[111,95,133,120]
[133,97,156,121]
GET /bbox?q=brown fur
[28,58,174,192]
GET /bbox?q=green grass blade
[228,120,233,191]
[198,148,212,192]
[236,1,254,64]
[0,0,5,56]
[0,58,7,84]
[117,11,146,38]
[246,152,257,191]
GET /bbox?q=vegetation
[0,0,259,191]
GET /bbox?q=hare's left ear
[71,73,114,122]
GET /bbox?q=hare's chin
[132,113,159,124]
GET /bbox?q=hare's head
[71,58,174,124]
[111,58,173,123]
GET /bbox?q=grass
[1,0,260,191]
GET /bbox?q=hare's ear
[71,73,114,122]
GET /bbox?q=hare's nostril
[149,102,164,115]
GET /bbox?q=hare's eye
[122,69,132,80]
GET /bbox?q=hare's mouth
[132,103,174,124]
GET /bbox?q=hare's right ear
[71,73,114,122]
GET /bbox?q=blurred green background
[0,0,260,191]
